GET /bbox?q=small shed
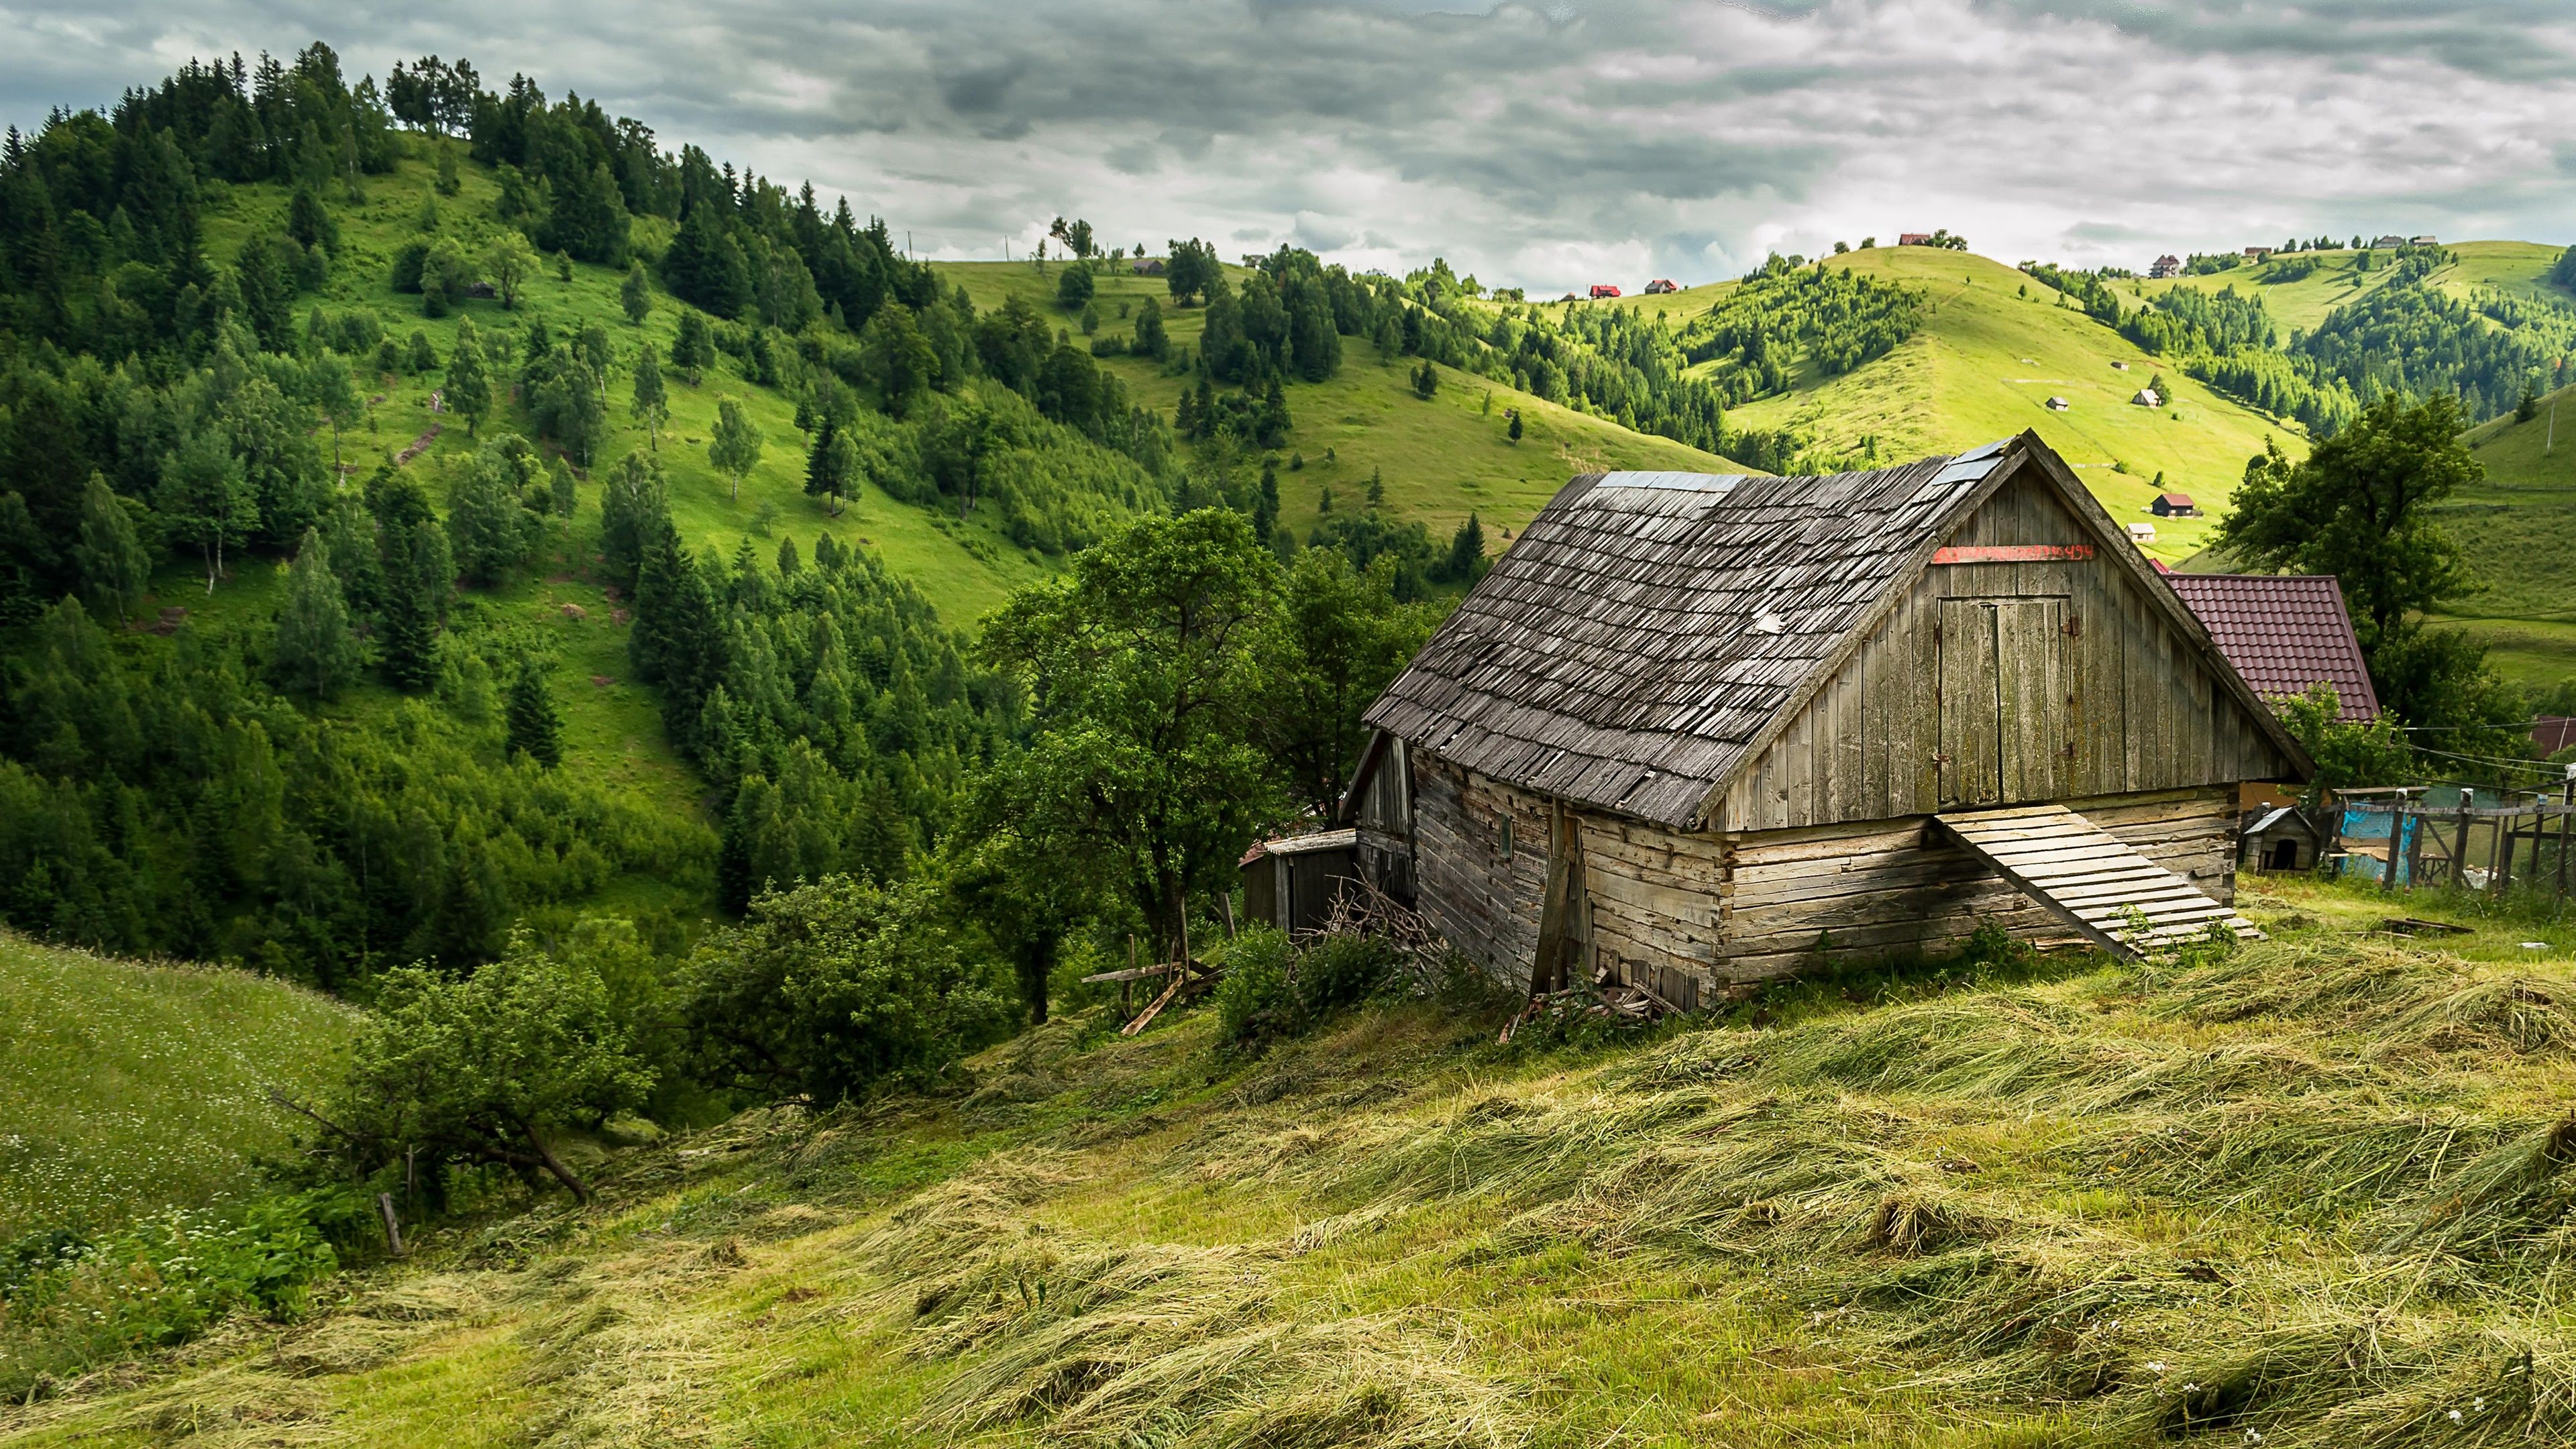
[1345,433,2310,999]
[2373,235,2408,250]
[1644,278,1680,294]
[2241,805,2323,872]
[2151,491,2196,517]
[2165,574,2380,720]
[2044,396,2070,411]
[1240,829,1361,936]
[1898,233,1933,246]
[2127,521,2157,543]
[1589,284,1623,299]
[2244,247,2273,260]
[2131,388,2163,407]
[1130,258,1166,275]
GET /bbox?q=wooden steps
[1933,803,2262,959]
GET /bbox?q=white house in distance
[2148,254,2182,278]
[2132,388,2163,407]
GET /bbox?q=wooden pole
[2493,799,2512,896]
[2383,800,2406,891]
[376,1191,406,1258]
[2557,783,2573,896]
[2454,804,2475,889]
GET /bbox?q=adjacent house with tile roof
[2163,574,2379,722]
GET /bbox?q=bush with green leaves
[0,1188,360,1399]
[310,934,653,1206]
[681,875,1016,1103]
[1212,928,1403,1049]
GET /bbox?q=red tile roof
[2165,574,2379,721]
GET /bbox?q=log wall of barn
[1719,471,2298,833]
[1416,751,2238,998]
[1712,784,2239,980]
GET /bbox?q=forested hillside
[0,44,1507,986]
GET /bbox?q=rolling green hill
[932,260,1743,545]
[2140,239,2569,333]
[0,933,357,1238]
[1605,246,2306,564]
[13,881,2576,1446]
[2433,381,2576,685]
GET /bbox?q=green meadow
[0,934,358,1238]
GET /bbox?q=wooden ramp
[1933,804,2262,959]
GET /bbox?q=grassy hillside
[933,261,1744,545]
[2142,240,2569,333]
[2431,381,2576,684]
[1606,247,2305,564]
[0,934,357,1238]
[16,881,2576,1445]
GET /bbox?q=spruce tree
[1366,466,1385,507]
[631,343,667,449]
[372,473,451,692]
[1507,409,1523,443]
[272,529,364,700]
[72,472,151,619]
[445,315,492,435]
[505,660,564,767]
[621,261,652,325]
[1254,460,1279,543]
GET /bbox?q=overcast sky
[5,1,2571,289]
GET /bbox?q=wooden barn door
[1939,598,2070,808]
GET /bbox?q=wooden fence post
[2383,799,2406,891]
[2455,803,2475,890]
[2557,782,2573,896]
[2493,799,2512,896]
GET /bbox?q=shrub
[1212,929,1402,1048]
[0,1187,358,1398]
[681,875,1016,1102]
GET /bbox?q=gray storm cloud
[3,0,2570,289]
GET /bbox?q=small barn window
[1499,818,1513,860]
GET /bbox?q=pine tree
[1441,511,1488,585]
[1366,466,1385,508]
[271,529,364,700]
[805,419,858,517]
[505,661,564,767]
[549,457,578,518]
[1507,409,1523,443]
[631,343,668,449]
[1412,358,1438,400]
[621,261,652,325]
[72,472,151,619]
[445,315,492,435]
[1254,460,1279,543]
[373,473,451,692]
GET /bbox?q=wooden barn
[1344,433,2312,1004]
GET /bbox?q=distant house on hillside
[2410,234,2438,246]
[2148,254,2182,278]
[1129,258,1165,275]
[2131,387,2163,407]
[2372,234,2408,249]
[2243,247,2273,261]
[1589,284,1621,299]
[2166,574,2380,722]
[1341,433,2305,996]
[2127,521,2158,543]
[1897,232,1932,246]
[1644,278,1680,294]
[2045,396,2070,411]
[2151,491,2197,517]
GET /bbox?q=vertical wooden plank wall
[1721,473,2292,831]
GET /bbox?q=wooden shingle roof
[1364,440,2023,828]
